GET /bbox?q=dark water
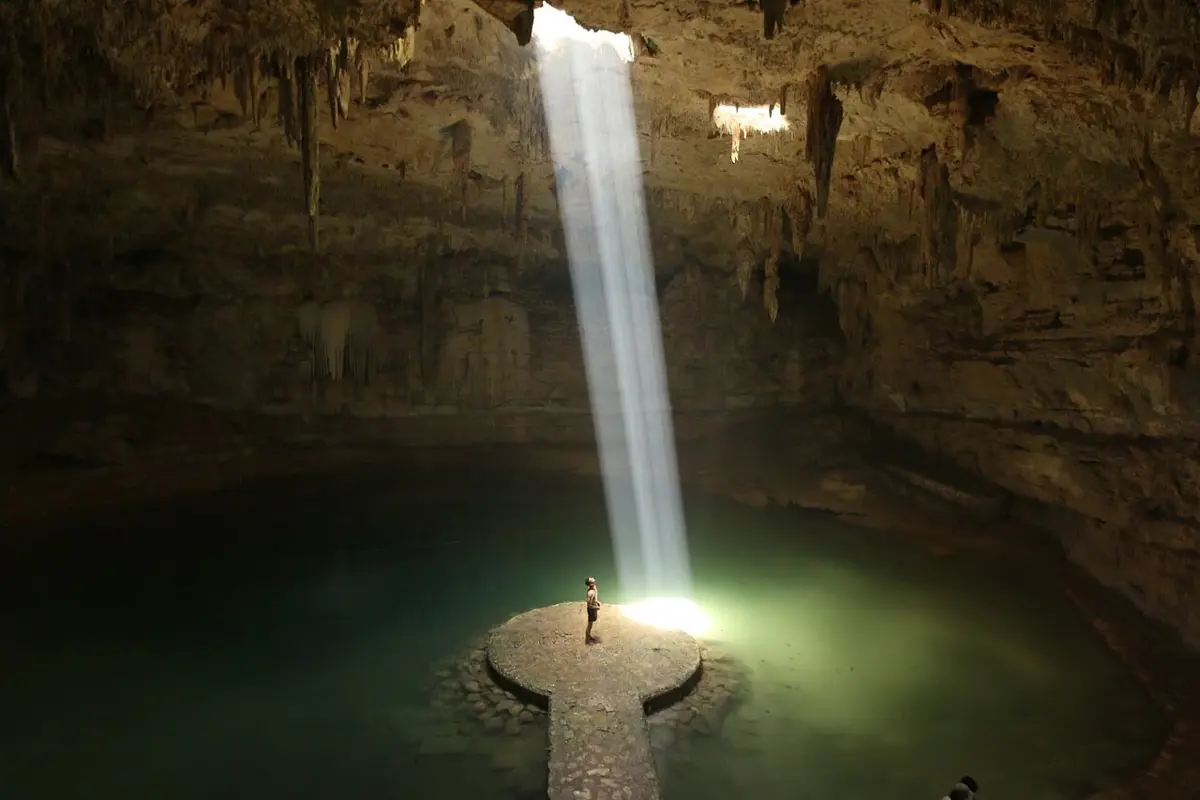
[1,468,1165,799]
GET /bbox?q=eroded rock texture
[0,1,1198,643]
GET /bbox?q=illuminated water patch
[620,597,712,638]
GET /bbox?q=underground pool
[0,467,1166,799]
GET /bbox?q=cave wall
[9,246,837,451]
[833,219,1200,646]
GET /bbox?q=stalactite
[762,0,788,38]
[501,176,510,227]
[347,37,369,105]
[788,188,813,256]
[918,144,957,287]
[1135,135,1171,209]
[763,207,783,323]
[758,196,774,239]
[234,54,250,119]
[957,204,982,278]
[804,66,844,218]
[1075,193,1101,255]
[515,171,526,237]
[336,38,351,117]
[505,59,549,162]
[326,48,342,129]
[277,59,299,147]
[380,26,417,66]
[0,98,16,181]
[736,241,756,300]
[297,54,320,252]
[441,119,472,221]
[732,202,755,239]
[1,29,22,181]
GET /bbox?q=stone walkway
[487,602,701,800]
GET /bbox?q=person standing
[585,576,601,644]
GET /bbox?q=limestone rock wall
[831,221,1200,646]
[19,249,837,447]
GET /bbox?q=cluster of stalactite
[938,0,1200,132]
[726,193,816,323]
[0,0,422,251]
[949,190,1016,277]
[646,185,713,225]
[491,47,547,247]
[499,52,550,162]
[866,234,920,284]
[804,66,844,219]
[434,119,473,222]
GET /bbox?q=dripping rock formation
[1,0,1200,652]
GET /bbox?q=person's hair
[585,576,596,587]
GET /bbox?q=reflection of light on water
[620,597,711,638]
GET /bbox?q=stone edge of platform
[485,602,704,704]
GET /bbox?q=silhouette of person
[585,576,601,644]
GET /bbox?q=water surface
[1,468,1164,799]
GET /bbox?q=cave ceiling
[0,0,1197,292]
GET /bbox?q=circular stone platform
[487,601,701,703]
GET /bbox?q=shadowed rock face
[1,1,1199,643]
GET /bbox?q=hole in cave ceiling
[531,3,636,63]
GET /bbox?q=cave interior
[2,0,1200,798]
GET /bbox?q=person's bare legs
[585,608,599,644]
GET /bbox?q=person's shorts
[587,606,598,623]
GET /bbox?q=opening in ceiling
[531,4,636,63]
[711,104,789,163]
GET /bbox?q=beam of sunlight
[532,5,701,628]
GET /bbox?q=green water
[1,468,1165,799]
